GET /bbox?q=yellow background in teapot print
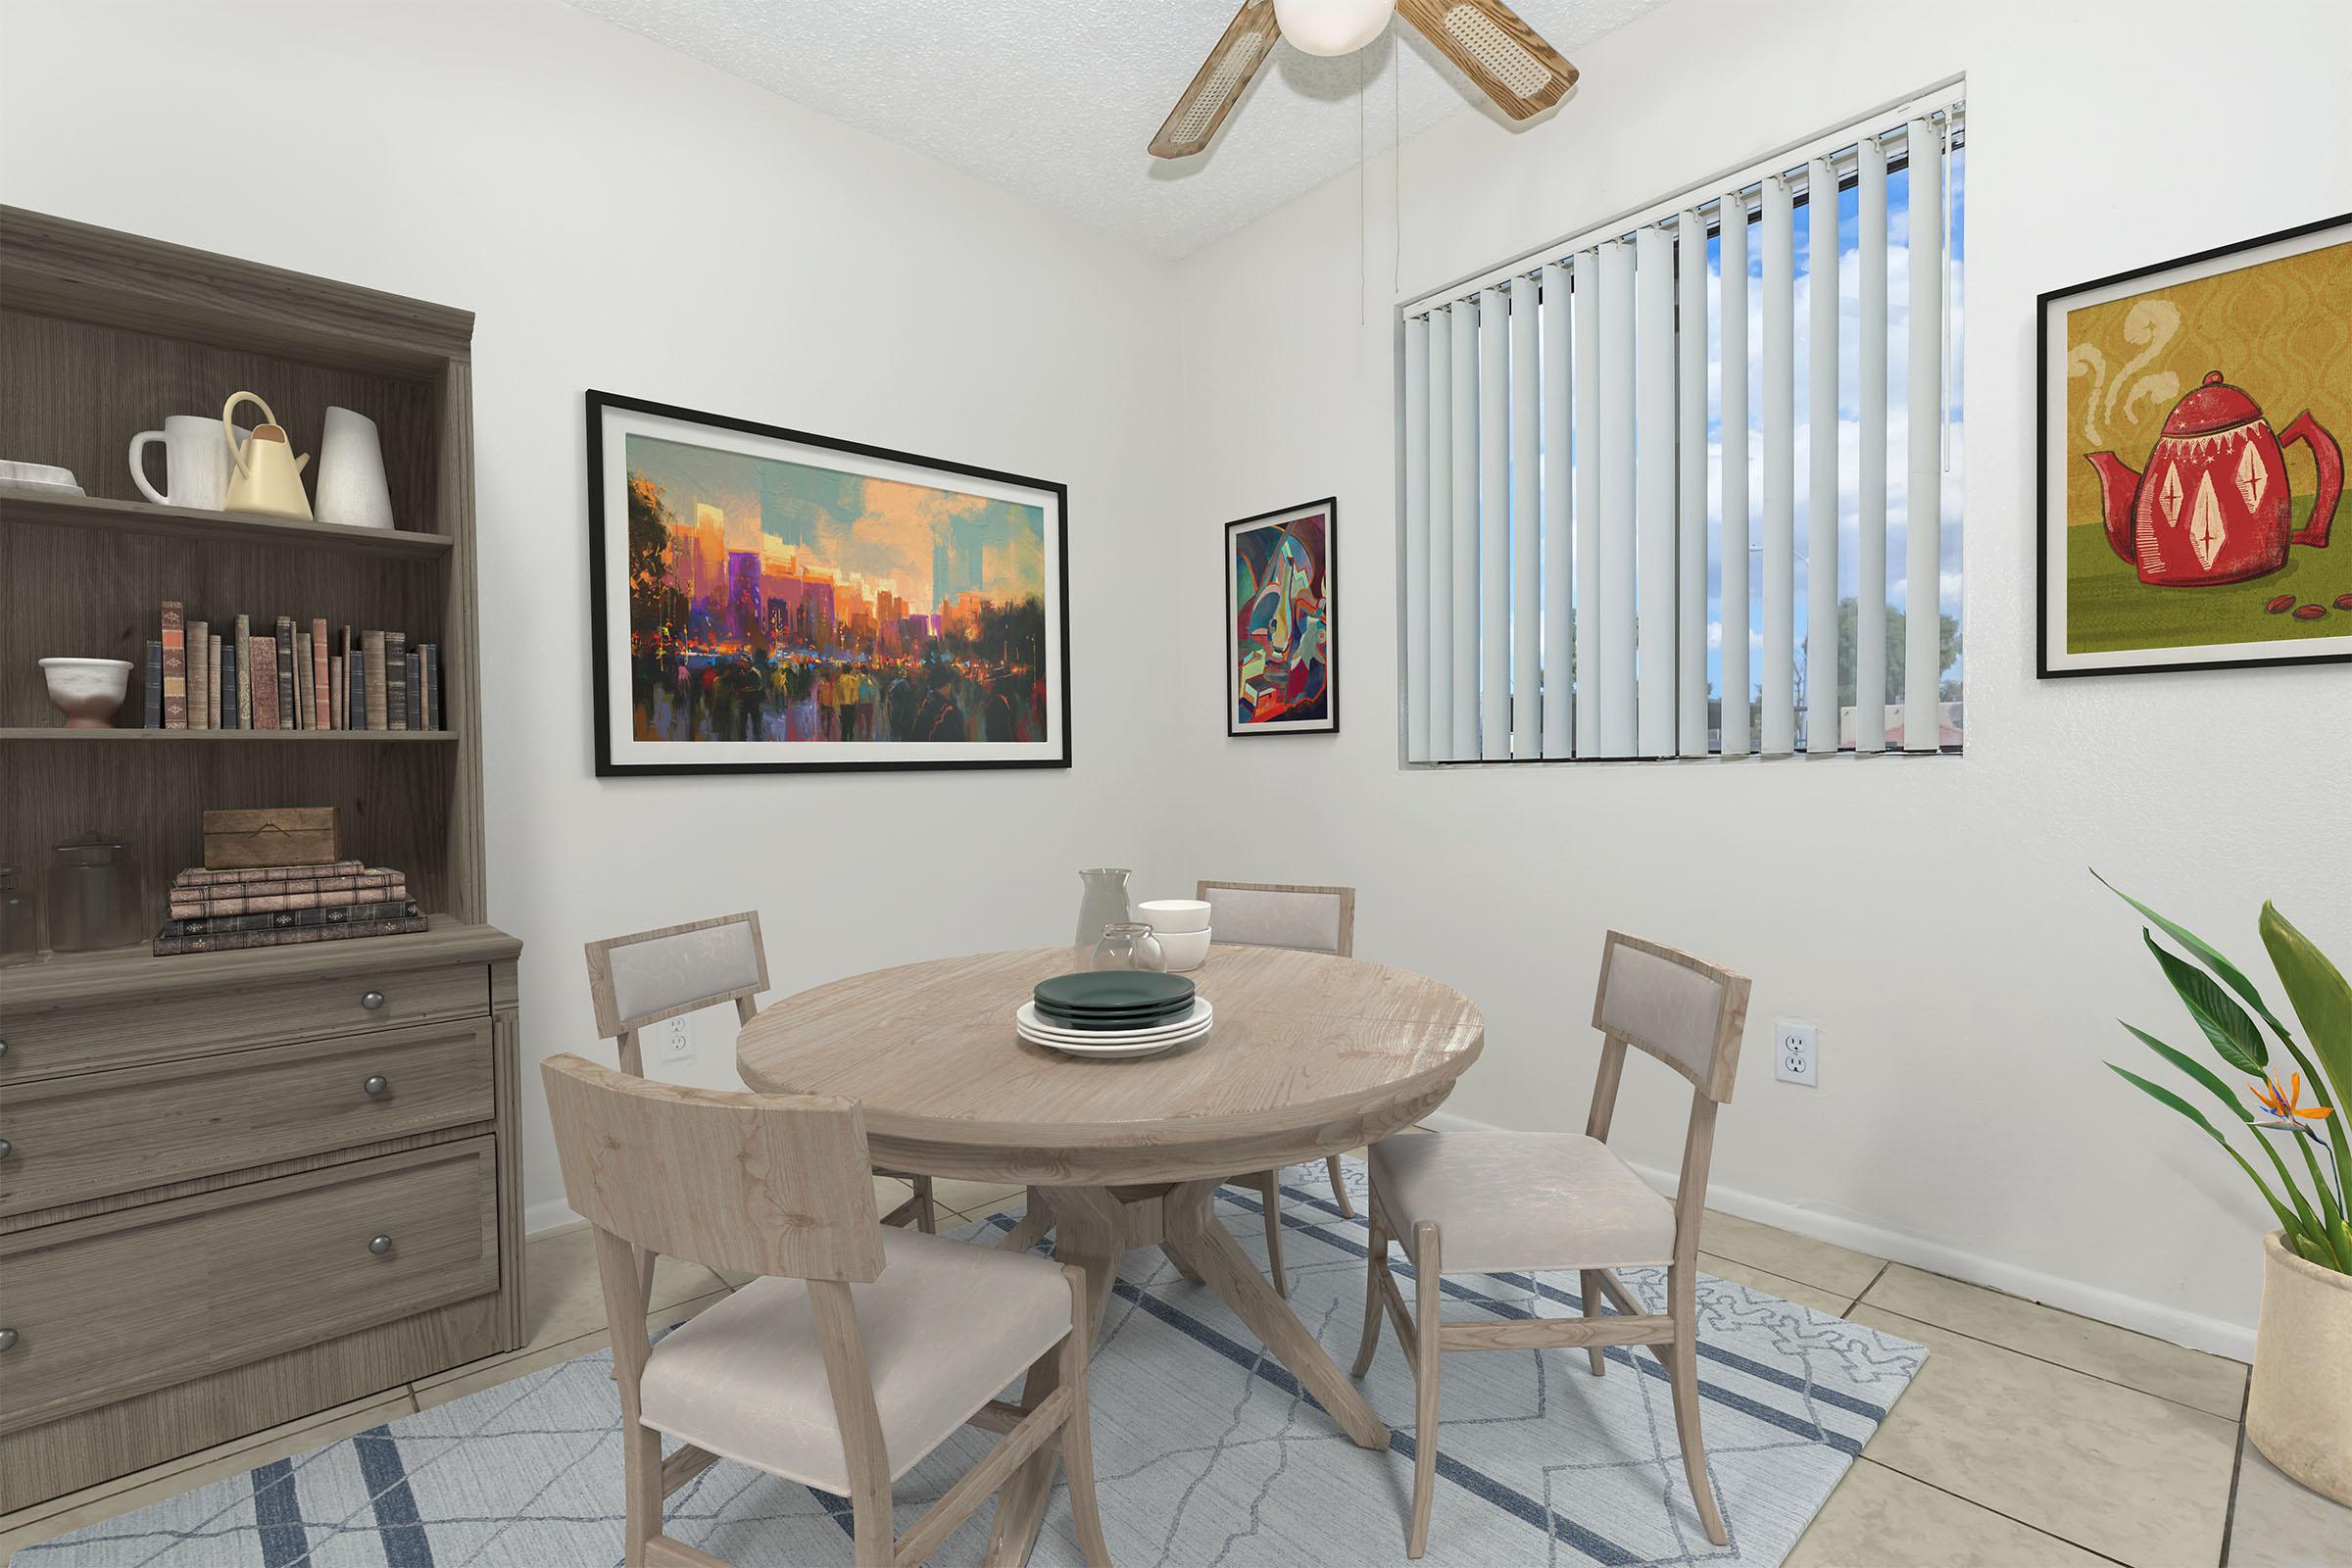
[2063,237,2351,654]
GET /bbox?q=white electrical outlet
[653,1015,694,1064]
[1775,1020,1817,1086]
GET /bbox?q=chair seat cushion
[638,1229,1069,1494]
[1367,1131,1677,1274]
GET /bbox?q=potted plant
[2100,874,2351,1503]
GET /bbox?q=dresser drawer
[0,961,489,1083]
[0,1019,496,1217]
[0,1139,498,1434]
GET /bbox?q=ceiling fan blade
[1150,0,1283,159]
[1396,0,1578,121]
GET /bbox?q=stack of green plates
[1032,970,1197,1032]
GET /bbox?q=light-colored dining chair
[584,912,937,1248]
[541,1054,1109,1568]
[1352,931,1750,1558]
[1198,880,1359,1298]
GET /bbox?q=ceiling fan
[1150,0,1579,159]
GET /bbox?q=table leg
[995,1187,1053,1253]
[988,1187,1124,1567]
[1162,1179,1392,1449]
[1158,1237,1206,1284]
[1041,1186,1127,1340]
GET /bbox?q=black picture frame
[585,389,1072,775]
[1224,495,1339,737]
[2035,213,2351,679]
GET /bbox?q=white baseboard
[526,1198,583,1237]
[1412,1109,2256,1361]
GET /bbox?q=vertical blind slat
[1540,260,1573,758]
[1905,119,1944,753]
[1596,239,1638,758]
[1571,250,1602,758]
[1403,314,1432,762]
[1509,278,1541,760]
[1760,174,1797,757]
[1425,306,1454,759]
[1805,157,1839,754]
[1719,189,1751,757]
[1449,297,1479,760]
[1478,285,1510,760]
[1856,137,1889,754]
[1635,225,1677,759]
[1676,211,1709,757]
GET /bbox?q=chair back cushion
[1592,933,1749,1102]
[585,912,767,1038]
[539,1053,883,1280]
[1196,881,1354,956]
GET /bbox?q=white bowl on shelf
[1138,899,1211,935]
[39,658,131,728]
[1155,927,1211,972]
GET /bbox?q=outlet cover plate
[1776,1020,1817,1086]
[653,1016,694,1063]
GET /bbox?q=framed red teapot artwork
[2038,213,2350,676]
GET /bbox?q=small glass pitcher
[1072,867,1131,971]
[1092,922,1166,973]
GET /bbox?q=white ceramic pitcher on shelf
[316,405,394,528]
[220,390,313,520]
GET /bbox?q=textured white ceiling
[560,0,1667,259]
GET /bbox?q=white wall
[1165,0,2352,1355]
[8,0,2346,1358]
[0,0,1188,1230]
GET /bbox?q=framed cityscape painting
[586,391,1070,775]
[1226,497,1338,736]
[2037,214,2349,677]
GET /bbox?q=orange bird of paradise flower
[2250,1071,2333,1131]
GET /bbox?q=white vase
[2247,1228,2352,1504]
[315,405,394,528]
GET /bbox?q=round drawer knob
[363,1075,390,1097]
[0,1327,17,1352]
[0,1136,12,1160]
[361,990,387,1011]
[368,1234,394,1255]
[0,1039,10,1056]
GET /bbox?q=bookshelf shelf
[0,726,459,742]
[0,489,455,558]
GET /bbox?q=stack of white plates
[1015,998,1213,1057]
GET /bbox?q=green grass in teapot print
[2066,493,2348,653]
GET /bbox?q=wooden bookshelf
[0,207,522,1511]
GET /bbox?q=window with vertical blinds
[1399,91,1965,764]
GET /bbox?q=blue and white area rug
[21,1165,1925,1566]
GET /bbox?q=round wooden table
[737,943,1483,1554]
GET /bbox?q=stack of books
[144,600,446,732]
[153,860,426,956]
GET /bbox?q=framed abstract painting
[2037,214,2349,677]
[1226,497,1338,736]
[586,391,1070,775]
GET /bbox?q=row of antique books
[143,601,445,731]
[153,859,425,956]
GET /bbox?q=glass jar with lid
[0,863,35,966]
[46,831,146,952]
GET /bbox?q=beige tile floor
[4,1173,2343,1566]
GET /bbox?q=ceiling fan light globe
[1272,0,1393,56]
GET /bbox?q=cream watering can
[220,390,314,520]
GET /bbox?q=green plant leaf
[2123,1023,2329,1244]
[2145,931,2268,1074]
[2261,902,2352,1111]
[2096,871,2298,1041]
[2107,1064,2308,1248]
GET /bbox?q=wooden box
[203,806,340,869]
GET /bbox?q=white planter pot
[2247,1229,2352,1505]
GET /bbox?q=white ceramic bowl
[1138,899,1211,935]
[39,658,131,728]
[1155,927,1211,972]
